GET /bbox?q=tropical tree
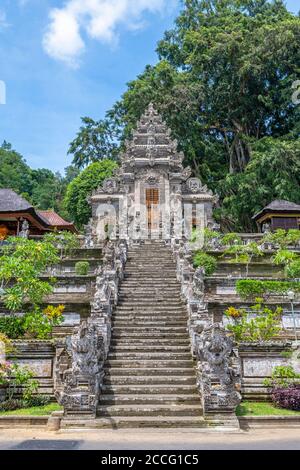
[64,160,118,227]
[67,0,300,231]
[0,238,59,311]
[68,117,120,169]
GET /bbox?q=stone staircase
[96,242,204,428]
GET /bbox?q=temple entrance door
[146,188,160,237]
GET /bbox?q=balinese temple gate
[88,103,218,244]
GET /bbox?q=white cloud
[43,0,175,67]
[0,10,9,29]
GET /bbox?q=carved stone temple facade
[88,103,218,244]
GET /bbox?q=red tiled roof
[38,210,74,227]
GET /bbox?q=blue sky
[0,0,299,173]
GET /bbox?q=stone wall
[9,340,56,397]
[7,339,297,403]
[239,342,299,400]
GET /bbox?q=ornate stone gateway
[88,103,218,244]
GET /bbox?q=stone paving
[0,428,300,450]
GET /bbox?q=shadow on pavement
[11,440,83,451]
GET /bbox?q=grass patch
[236,401,300,416]
[0,403,62,416]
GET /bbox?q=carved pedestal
[196,324,241,427]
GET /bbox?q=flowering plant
[224,299,282,342]
[0,361,12,386]
[224,306,242,319]
[43,304,65,321]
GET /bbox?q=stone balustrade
[53,239,128,418]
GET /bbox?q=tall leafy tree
[64,160,118,227]
[157,0,300,173]
[217,138,300,231]
[68,117,120,169]
[0,142,33,197]
[68,0,300,230]
[0,142,79,221]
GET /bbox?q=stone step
[111,338,190,346]
[127,254,173,257]
[102,385,198,395]
[117,299,183,303]
[122,278,179,283]
[118,296,183,302]
[124,276,177,280]
[108,352,192,360]
[113,315,186,321]
[112,320,187,327]
[97,404,202,417]
[112,322,187,328]
[125,272,177,276]
[120,287,179,291]
[110,344,190,351]
[112,314,187,321]
[126,253,175,266]
[120,286,180,290]
[109,345,190,352]
[125,262,175,265]
[104,367,195,377]
[124,269,176,273]
[114,314,186,318]
[116,305,185,311]
[62,416,206,429]
[115,307,185,313]
[116,303,185,308]
[96,243,201,426]
[103,375,196,385]
[105,360,193,368]
[120,284,180,294]
[112,332,188,339]
[112,326,187,333]
[118,295,182,300]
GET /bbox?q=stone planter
[0,384,8,403]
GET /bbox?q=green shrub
[0,395,50,412]
[0,237,59,311]
[0,316,25,339]
[285,259,300,279]
[24,395,50,407]
[193,252,217,275]
[3,363,39,402]
[221,233,242,246]
[44,232,80,259]
[225,300,282,342]
[0,399,23,412]
[236,279,300,299]
[264,365,300,389]
[23,306,64,340]
[272,249,298,266]
[263,229,300,249]
[75,261,90,276]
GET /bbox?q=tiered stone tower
[89,103,218,243]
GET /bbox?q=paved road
[0,428,300,450]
